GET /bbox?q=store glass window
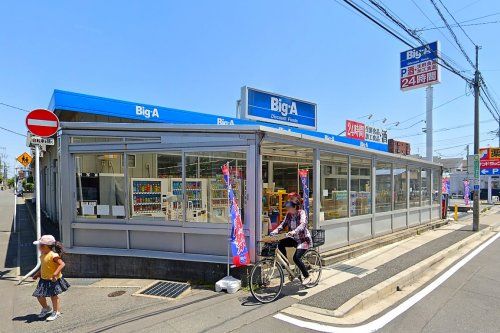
[394,164,407,210]
[261,144,314,232]
[128,152,182,221]
[185,151,246,223]
[409,167,421,207]
[351,157,372,216]
[432,169,440,203]
[75,153,126,219]
[320,152,348,220]
[376,162,392,212]
[421,169,431,206]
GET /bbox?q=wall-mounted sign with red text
[346,120,387,143]
[346,120,366,141]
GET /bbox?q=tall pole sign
[400,41,441,162]
[19,109,58,284]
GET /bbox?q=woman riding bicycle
[270,193,313,285]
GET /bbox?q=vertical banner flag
[222,164,249,267]
[463,180,470,206]
[299,169,310,217]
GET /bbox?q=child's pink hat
[33,235,56,246]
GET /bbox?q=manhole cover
[108,290,126,297]
[329,264,369,276]
[138,281,190,299]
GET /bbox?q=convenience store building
[40,89,442,281]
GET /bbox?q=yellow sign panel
[17,152,33,167]
[489,148,500,160]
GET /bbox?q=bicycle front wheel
[250,258,284,303]
[302,249,322,288]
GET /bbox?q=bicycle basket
[260,242,278,257]
[311,229,325,247]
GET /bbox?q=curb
[329,225,496,318]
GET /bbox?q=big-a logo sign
[241,87,317,130]
[136,105,160,119]
[270,97,298,117]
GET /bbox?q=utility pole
[426,86,434,161]
[466,144,470,178]
[472,45,481,232]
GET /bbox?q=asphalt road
[379,231,500,333]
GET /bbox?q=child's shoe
[46,311,60,321]
[37,307,52,318]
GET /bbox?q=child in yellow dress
[32,235,70,321]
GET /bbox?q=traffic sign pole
[18,144,42,284]
[19,109,59,284]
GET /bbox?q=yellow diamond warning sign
[17,152,33,167]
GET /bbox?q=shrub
[24,183,35,193]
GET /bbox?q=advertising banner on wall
[345,120,388,143]
[400,41,441,91]
[240,86,317,130]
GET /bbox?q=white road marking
[27,119,57,127]
[275,232,500,332]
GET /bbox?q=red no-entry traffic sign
[25,109,59,138]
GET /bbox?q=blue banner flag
[299,169,310,217]
[222,164,249,267]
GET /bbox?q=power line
[428,0,476,68]
[338,0,473,83]
[454,0,483,14]
[395,93,468,126]
[436,0,477,46]
[409,0,469,71]
[412,131,493,147]
[434,137,495,151]
[0,126,27,138]
[416,20,500,32]
[395,119,497,139]
[0,102,29,113]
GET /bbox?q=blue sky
[1,0,499,175]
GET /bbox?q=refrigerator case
[170,178,208,222]
[209,174,242,223]
[131,178,169,217]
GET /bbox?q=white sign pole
[426,86,434,161]
[13,181,17,233]
[18,144,41,284]
[488,175,492,204]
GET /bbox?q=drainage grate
[138,281,189,299]
[329,264,369,276]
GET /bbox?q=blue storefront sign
[400,41,440,91]
[480,168,500,176]
[241,87,317,130]
[49,89,387,152]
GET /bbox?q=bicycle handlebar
[260,233,289,243]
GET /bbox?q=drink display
[209,174,242,222]
[131,180,162,216]
[169,178,208,222]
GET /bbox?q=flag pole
[226,161,231,277]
